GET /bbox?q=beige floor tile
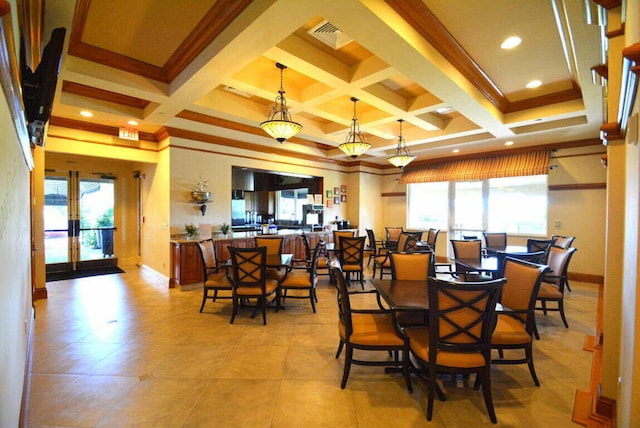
[183,379,280,428]
[28,265,594,427]
[271,379,359,427]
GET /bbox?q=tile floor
[27,264,596,427]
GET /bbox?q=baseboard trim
[19,308,35,428]
[569,272,604,284]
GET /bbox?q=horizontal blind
[399,151,550,183]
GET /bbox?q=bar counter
[169,228,358,288]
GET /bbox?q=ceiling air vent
[308,20,354,49]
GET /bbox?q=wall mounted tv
[21,27,66,146]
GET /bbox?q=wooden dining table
[370,278,429,311]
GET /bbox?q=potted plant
[220,222,230,237]
[184,224,198,239]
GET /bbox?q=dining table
[370,278,430,312]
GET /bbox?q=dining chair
[385,226,404,250]
[404,277,505,423]
[388,251,434,327]
[495,250,546,278]
[365,228,385,266]
[551,235,575,249]
[228,246,281,325]
[280,240,325,313]
[549,235,576,291]
[255,236,285,281]
[196,239,232,312]
[198,238,226,276]
[450,238,491,281]
[491,257,549,386]
[482,232,507,255]
[300,233,330,279]
[535,246,577,333]
[526,238,557,263]
[329,260,412,391]
[373,231,422,279]
[426,228,440,252]
[338,236,366,289]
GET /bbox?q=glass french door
[44,171,116,273]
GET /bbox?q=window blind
[399,150,550,183]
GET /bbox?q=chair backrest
[329,260,354,337]
[300,234,312,261]
[228,246,267,289]
[365,229,377,251]
[385,226,404,242]
[254,236,283,257]
[483,232,507,252]
[338,236,366,268]
[544,246,577,290]
[428,277,504,355]
[551,235,575,249]
[390,251,434,280]
[398,231,423,252]
[526,238,556,253]
[495,250,546,277]
[333,230,356,247]
[501,258,549,325]
[308,240,326,279]
[462,234,479,240]
[427,228,440,251]
[197,239,218,278]
[450,239,482,260]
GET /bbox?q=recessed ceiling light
[504,141,514,146]
[80,110,93,117]
[501,36,521,49]
[127,120,138,126]
[436,106,454,114]
[452,149,460,153]
[526,80,542,89]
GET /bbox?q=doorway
[44,171,117,274]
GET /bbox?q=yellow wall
[0,84,34,428]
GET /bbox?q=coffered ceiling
[43,0,605,166]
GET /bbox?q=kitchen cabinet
[169,241,203,288]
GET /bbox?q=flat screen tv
[22,27,66,146]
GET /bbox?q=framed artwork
[341,194,347,203]
[334,196,341,205]
[0,10,33,169]
[333,186,340,195]
[326,189,333,199]
[326,199,333,208]
[341,185,347,194]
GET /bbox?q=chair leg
[212,289,218,302]
[230,295,238,324]
[558,300,569,328]
[525,344,540,386]
[479,369,497,423]
[261,297,267,325]
[426,366,436,421]
[340,346,353,389]
[403,349,413,393]
[199,288,208,313]
[335,340,344,358]
[310,290,316,313]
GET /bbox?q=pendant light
[387,119,416,168]
[339,97,371,158]
[260,63,302,143]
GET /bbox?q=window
[488,175,547,234]
[275,188,308,221]
[407,182,448,230]
[407,175,547,235]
